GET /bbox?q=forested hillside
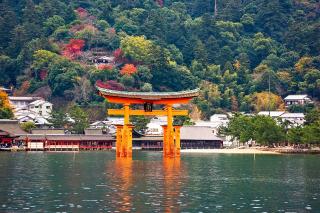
[0,0,319,119]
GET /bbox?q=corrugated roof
[0,120,27,136]
[9,96,43,101]
[284,95,309,100]
[180,126,222,141]
[258,111,285,117]
[280,113,305,118]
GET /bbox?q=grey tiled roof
[0,120,27,136]
[21,134,114,141]
[180,126,222,141]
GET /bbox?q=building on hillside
[210,114,229,123]
[257,111,305,127]
[0,86,13,95]
[89,119,121,134]
[90,121,111,129]
[284,95,312,107]
[0,120,27,148]
[193,114,230,136]
[91,56,115,64]
[9,97,53,127]
[257,111,285,118]
[145,116,167,135]
[106,117,124,125]
[194,121,220,135]
[9,96,43,109]
[28,99,52,118]
[15,112,51,127]
[280,113,305,126]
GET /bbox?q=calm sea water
[0,151,319,212]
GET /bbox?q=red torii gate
[96,83,199,158]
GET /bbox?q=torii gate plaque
[96,82,199,158]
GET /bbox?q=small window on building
[46,106,51,109]
[39,111,42,115]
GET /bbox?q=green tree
[174,116,194,126]
[222,113,254,143]
[287,126,304,144]
[252,115,285,146]
[49,109,69,128]
[304,108,320,125]
[44,15,65,35]
[20,121,36,133]
[69,105,89,134]
[302,122,320,145]
[0,55,17,86]
[120,35,154,63]
[131,116,151,134]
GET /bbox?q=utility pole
[268,71,271,116]
[214,0,218,17]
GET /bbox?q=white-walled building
[280,113,305,126]
[28,100,53,118]
[257,111,285,118]
[257,111,305,127]
[90,120,116,134]
[9,96,43,109]
[145,116,167,135]
[9,96,53,127]
[284,95,312,107]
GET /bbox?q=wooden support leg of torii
[162,125,182,158]
[115,124,123,157]
[115,103,134,158]
[174,126,181,157]
[163,104,182,158]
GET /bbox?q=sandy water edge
[181,148,280,154]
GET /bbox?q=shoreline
[181,148,279,154]
[181,147,320,154]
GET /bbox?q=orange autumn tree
[120,64,137,75]
[251,92,285,112]
[97,64,113,70]
[0,89,13,119]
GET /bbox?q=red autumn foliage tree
[120,64,137,75]
[113,48,125,63]
[96,80,125,91]
[108,28,116,36]
[39,69,48,80]
[97,64,113,70]
[156,0,164,7]
[75,7,88,19]
[62,39,85,60]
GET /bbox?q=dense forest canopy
[0,0,319,119]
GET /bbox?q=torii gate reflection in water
[96,83,199,158]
